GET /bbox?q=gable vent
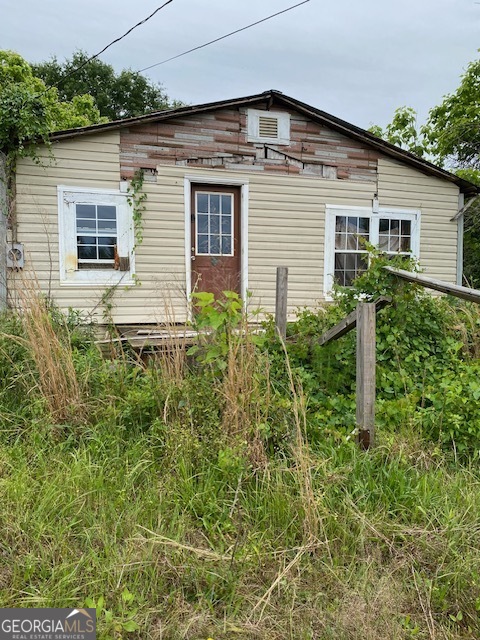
[258,115,279,139]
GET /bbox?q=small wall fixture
[6,243,24,269]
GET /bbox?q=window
[324,206,420,294]
[195,191,233,256]
[247,109,290,145]
[333,215,370,287]
[58,186,135,285]
[76,203,117,268]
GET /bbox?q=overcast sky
[2,0,479,129]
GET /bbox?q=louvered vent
[258,116,279,139]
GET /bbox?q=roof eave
[46,89,479,197]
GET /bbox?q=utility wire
[138,0,311,73]
[37,0,174,96]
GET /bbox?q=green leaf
[121,587,134,603]
[122,620,140,632]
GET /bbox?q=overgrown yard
[1,257,480,639]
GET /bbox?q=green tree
[369,106,430,158]
[0,50,103,158]
[426,58,480,170]
[369,55,480,285]
[32,51,178,121]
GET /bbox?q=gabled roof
[49,89,478,196]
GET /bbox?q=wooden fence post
[275,266,288,341]
[356,302,376,449]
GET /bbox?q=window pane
[344,253,357,270]
[334,252,368,287]
[401,236,411,251]
[346,233,358,250]
[98,236,116,246]
[78,245,97,260]
[335,233,346,250]
[222,216,232,234]
[197,194,208,213]
[401,220,411,235]
[390,219,400,234]
[197,214,208,233]
[221,195,232,215]
[358,217,370,235]
[335,216,346,233]
[344,271,357,287]
[334,253,346,270]
[76,219,96,232]
[390,235,400,251]
[210,235,220,254]
[197,234,208,253]
[77,235,95,245]
[378,234,389,250]
[76,204,95,219]
[98,219,117,232]
[379,218,390,233]
[210,214,220,234]
[357,254,368,271]
[98,246,115,260]
[97,205,116,220]
[347,217,358,232]
[209,195,220,213]
[222,237,232,254]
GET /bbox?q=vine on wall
[126,169,147,249]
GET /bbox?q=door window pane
[222,216,231,234]
[210,215,220,234]
[197,234,209,253]
[210,235,220,254]
[222,237,232,254]
[221,195,231,215]
[197,214,208,233]
[197,194,208,213]
[195,191,234,255]
[209,195,220,213]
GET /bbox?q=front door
[191,185,241,298]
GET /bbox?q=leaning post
[356,302,376,449]
[275,266,288,341]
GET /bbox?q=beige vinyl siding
[13,133,188,324]
[13,136,461,325]
[377,157,459,283]
[247,172,375,314]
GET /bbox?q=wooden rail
[317,296,391,346]
[384,266,480,304]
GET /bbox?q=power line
[38,0,174,96]
[138,0,311,73]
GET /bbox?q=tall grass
[15,271,84,423]
[1,287,480,639]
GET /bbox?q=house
[9,90,478,325]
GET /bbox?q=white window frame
[324,204,421,296]
[57,185,135,286]
[247,108,290,145]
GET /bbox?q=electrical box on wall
[6,243,25,269]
